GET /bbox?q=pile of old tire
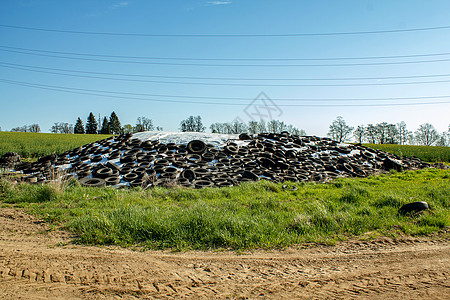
[0,152,22,168]
[10,131,439,188]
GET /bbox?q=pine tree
[100,117,110,134]
[74,117,85,134]
[85,112,98,134]
[108,111,122,134]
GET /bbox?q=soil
[0,207,448,299]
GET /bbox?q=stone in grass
[398,201,429,215]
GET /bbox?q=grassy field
[1,168,448,250]
[0,132,113,158]
[363,144,450,163]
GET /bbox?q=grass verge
[0,168,449,250]
[363,144,450,163]
[0,132,113,158]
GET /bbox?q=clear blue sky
[1,0,449,136]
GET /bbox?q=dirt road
[0,207,448,299]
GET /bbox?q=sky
[1,0,450,137]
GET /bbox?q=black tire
[201,152,215,162]
[239,133,252,140]
[105,176,121,185]
[224,145,239,155]
[119,166,134,174]
[180,169,196,182]
[79,177,106,187]
[120,155,136,163]
[77,170,91,178]
[187,140,207,154]
[242,170,260,181]
[186,154,202,163]
[95,167,113,178]
[399,201,429,215]
[194,180,213,189]
[123,172,139,182]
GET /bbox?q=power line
[2,45,450,61]
[3,61,450,81]
[1,78,450,106]
[2,63,450,87]
[3,48,450,67]
[1,23,450,37]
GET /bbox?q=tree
[156,126,163,131]
[436,132,449,147]
[28,124,41,133]
[286,125,306,136]
[396,121,410,145]
[267,120,289,133]
[86,112,98,134]
[365,124,378,144]
[11,125,28,132]
[248,121,259,134]
[51,122,73,134]
[100,117,110,134]
[60,123,73,134]
[257,119,267,133]
[414,123,440,146]
[122,124,134,134]
[108,111,122,134]
[328,116,354,143]
[210,122,226,134]
[135,117,154,132]
[353,125,365,144]
[74,117,85,134]
[180,115,205,132]
[11,124,40,133]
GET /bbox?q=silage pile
[3,131,434,188]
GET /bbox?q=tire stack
[0,152,22,168]
[8,132,438,188]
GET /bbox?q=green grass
[1,168,448,250]
[0,132,113,158]
[363,144,450,163]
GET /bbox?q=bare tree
[180,115,205,132]
[248,121,259,134]
[51,122,73,134]
[374,122,397,144]
[257,119,267,133]
[135,117,154,132]
[396,121,410,145]
[28,124,41,133]
[414,123,440,146]
[365,124,378,144]
[285,124,306,136]
[210,122,226,134]
[328,116,354,143]
[11,126,28,132]
[229,120,248,134]
[353,125,365,144]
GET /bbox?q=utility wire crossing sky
[0,1,449,136]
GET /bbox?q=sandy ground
[0,207,448,299]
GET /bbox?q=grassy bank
[363,144,450,163]
[0,132,113,158]
[1,168,448,250]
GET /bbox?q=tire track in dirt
[1,207,449,299]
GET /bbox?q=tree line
[328,116,450,147]
[5,112,449,147]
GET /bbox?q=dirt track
[0,207,449,299]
